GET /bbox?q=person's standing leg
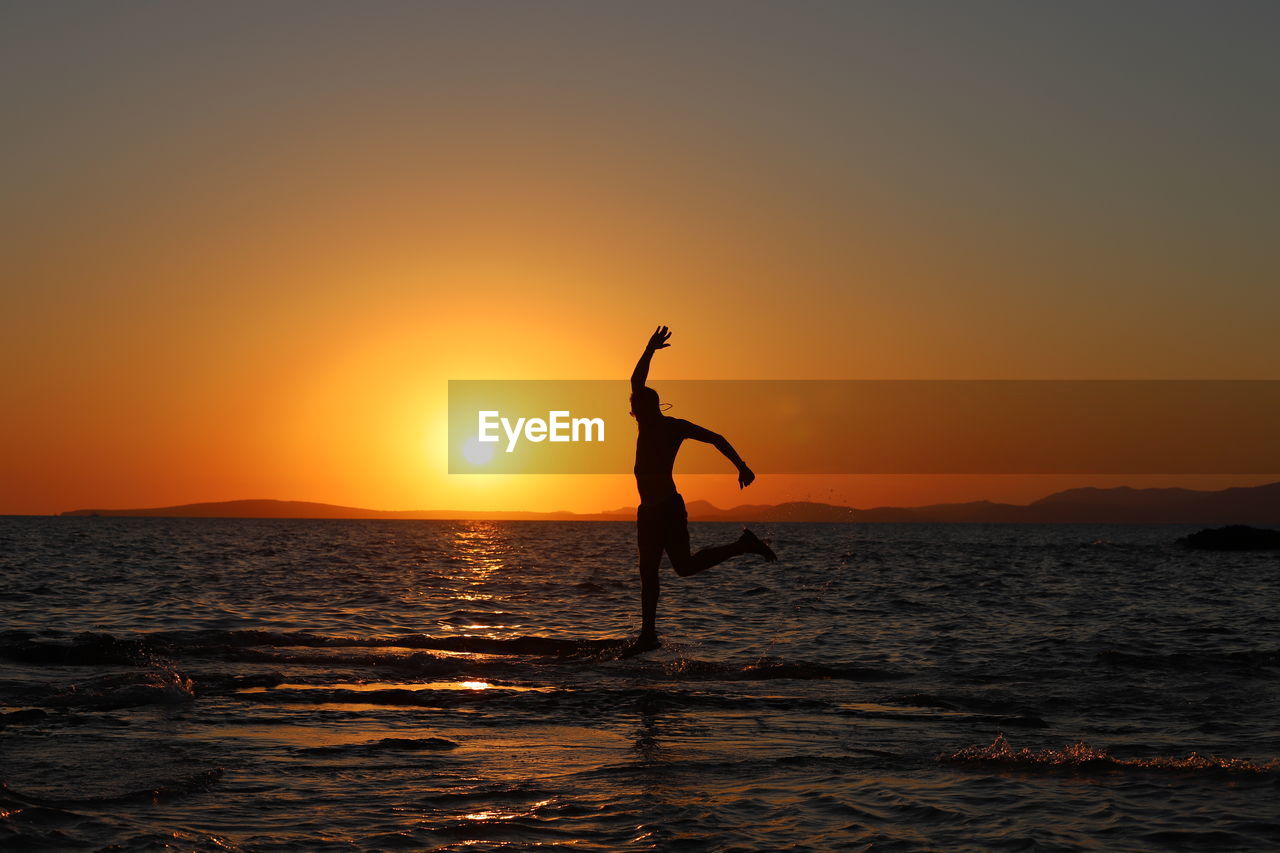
[637,512,662,644]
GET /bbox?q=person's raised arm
[681,420,756,489]
[631,325,671,392]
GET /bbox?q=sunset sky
[3,2,1278,515]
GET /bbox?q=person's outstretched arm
[631,325,671,392]
[681,420,756,489]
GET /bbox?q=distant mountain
[59,499,598,521]
[1020,483,1280,523]
[60,482,1280,523]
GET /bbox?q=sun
[462,434,497,466]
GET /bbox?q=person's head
[630,386,662,423]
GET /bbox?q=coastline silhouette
[54,481,1280,523]
[627,326,777,654]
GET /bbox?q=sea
[1,517,1277,852]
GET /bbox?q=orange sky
[3,4,1278,515]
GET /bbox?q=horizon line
[41,479,1280,521]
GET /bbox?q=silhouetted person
[627,326,776,654]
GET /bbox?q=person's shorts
[637,493,690,557]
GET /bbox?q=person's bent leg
[662,496,775,578]
[666,513,746,578]
[669,539,748,577]
[668,528,776,577]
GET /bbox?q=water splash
[942,734,1279,774]
[43,669,195,711]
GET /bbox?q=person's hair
[630,386,662,422]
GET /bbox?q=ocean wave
[2,630,909,690]
[941,735,1280,774]
[299,736,460,755]
[238,684,834,715]
[843,706,1048,728]
[893,691,1045,717]
[235,648,907,685]
[1,768,223,809]
[0,629,630,661]
[1095,647,1280,675]
[215,647,480,676]
[646,656,907,682]
[740,661,906,682]
[40,669,195,711]
[0,709,48,728]
[0,631,173,667]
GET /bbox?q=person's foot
[635,631,661,650]
[739,528,777,562]
[620,632,661,658]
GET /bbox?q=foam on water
[942,734,1280,774]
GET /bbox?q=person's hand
[646,325,671,351]
[737,465,755,489]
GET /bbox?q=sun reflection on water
[449,522,510,585]
[237,680,546,693]
[456,799,555,826]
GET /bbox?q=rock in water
[1178,525,1280,551]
